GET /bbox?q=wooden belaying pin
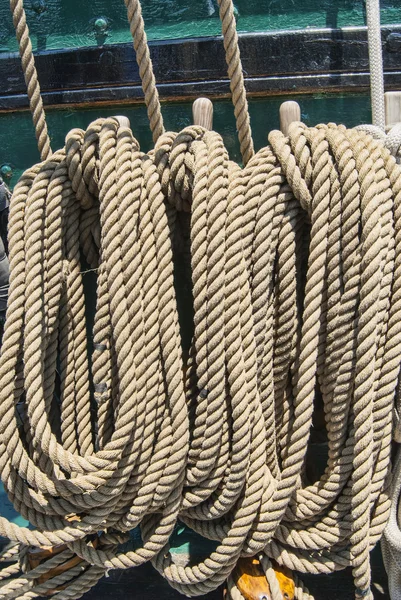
[192,97,214,130]
[28,537,99,595]
[279,101,301,136]
[114,115,131,128]
[385,91,401,130]
[231,557,272,600]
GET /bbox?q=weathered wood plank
[1,27,401,110]
[2,71,401,112]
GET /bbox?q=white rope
[366,0,385,129]
[355,123,401,164]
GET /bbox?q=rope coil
[0,119,399,600]
[6,1,401,599]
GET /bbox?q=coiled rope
[4,2,401,600]
[0,117,400,600]
[362,3,401,598]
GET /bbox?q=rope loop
[0,120,400,600]
[11,0,255,165]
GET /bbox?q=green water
[0,94,372,188]
[1,0,401,52]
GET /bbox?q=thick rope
[123,0,164,142]
[366,0,385,130]
[9,0,52,162]
[6,2,400,600]
[217,0,254,165]
[10,0,254,170]
[357,123,401,165]
[0,119,399,600]
[382,153,401,597]
[9,0,165,153]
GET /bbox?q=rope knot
[65,120,105,210]
[154,126,207,211]
[356,122,401,163]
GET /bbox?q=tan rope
[0,118,399,600]
[357,123,401,165]
[382,446,401,600]
[124,0,165,142]
[5,3,401,600]
[10,0,254,166]
[9,0,165,155]
[217,0,254,165]
[9,0,52,162]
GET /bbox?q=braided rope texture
[365,0,385,130]
[124,0,164,142]
[357,123,401,167]
[9,0,52,162]
[0,120,400,600]
[382,446,401,600]
[10,0,164,158]
[217,0,254,165]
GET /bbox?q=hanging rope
[9,0,252,163]
[216,0,254,164]
[382,447,401,600]
[362,4,401,598]
[366,0,386,130]
[124,0,164,142]
[9,0,52,161]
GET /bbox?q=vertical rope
[366,0,385,130]
[217,0,254,165]
[124,0,165,143]
[9,0,52,161]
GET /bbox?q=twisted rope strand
[124,0,164,142]
[217,0,254,165]
[9,0,52,161]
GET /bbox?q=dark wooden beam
[3,71,401,112]
[1,26,401,111]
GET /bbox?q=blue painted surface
[0,94,372,190]
[0,0,401,52]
